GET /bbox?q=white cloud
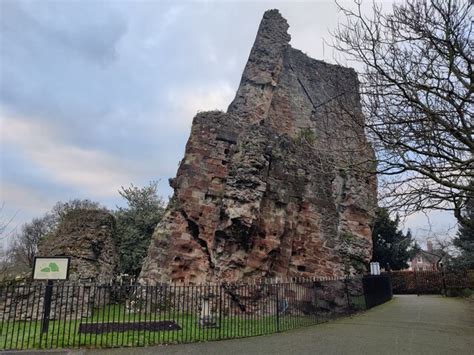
[0,0,455,239]
[0,182,56,247]
[166,82,235,130]
[1,114,141,197]
[161,5,185,31]
[0,182,53,217]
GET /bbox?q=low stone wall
[0,282,111,321]
[0,276,377,323]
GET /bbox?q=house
[408,241,443,271]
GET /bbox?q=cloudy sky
[0,0,456,247]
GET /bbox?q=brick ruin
[139,10,377,285]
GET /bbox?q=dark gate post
[41,280,54,335]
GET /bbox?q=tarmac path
[5,295,473,355]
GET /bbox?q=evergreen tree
[453,185,474,269]
[372,208,418,270]
[114,181,165,276]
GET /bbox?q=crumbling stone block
[39,209,118,283]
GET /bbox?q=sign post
[32,256,71,335]
[41,280,54,334]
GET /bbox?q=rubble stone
[39,209,118,283]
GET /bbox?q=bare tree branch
[331,0,473,226]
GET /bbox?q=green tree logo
[40,262,60,273]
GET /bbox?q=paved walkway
[4,295,473,355]
[84,295,473,355]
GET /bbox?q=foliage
[296,128,317,145]
[371,208,419,270]
[333,0,473,226]
[114,181,165,276]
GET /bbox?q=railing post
[362,275,369,309]
[275,283,280,333]
[218,283,223,340]
[312,280,318,323]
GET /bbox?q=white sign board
[370,262,381,275]
[32,257,71,280]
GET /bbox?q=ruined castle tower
[39,209,118,283]
[139,10,377,284]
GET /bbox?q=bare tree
[332,0,473,226]
[7,199,105,272]
[9,214,56,270]
[0,203,17,241]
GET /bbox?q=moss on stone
[296,128,317,145]
[340,232,357,241]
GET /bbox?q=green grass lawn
[0,304,322,350]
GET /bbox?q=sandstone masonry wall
[140,10,377,284]
[39,209,118,283]
[1,210,119,321]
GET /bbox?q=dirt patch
[78,321,181,334]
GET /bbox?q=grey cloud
[0,0,351,230]
[1,0,127,64]
[2,0,450,236]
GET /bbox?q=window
[417,256,423,263]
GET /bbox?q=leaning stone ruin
[140,10,377,285]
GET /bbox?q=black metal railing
[0,275,390,350]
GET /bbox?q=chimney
[427,240,433,252]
